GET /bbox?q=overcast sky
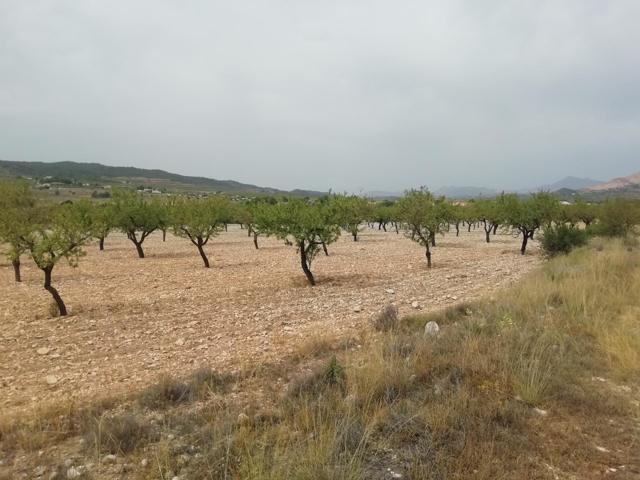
[1,1,639,192]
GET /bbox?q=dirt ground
[0,226,539,415]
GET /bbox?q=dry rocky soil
[0,226,539,415]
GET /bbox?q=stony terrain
[0,226,539,415]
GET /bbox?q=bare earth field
[0,227,539,415]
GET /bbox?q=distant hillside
[539,176,602,191]
[585,171,640,192]
[0,160,324,197]
[433,185,498,199]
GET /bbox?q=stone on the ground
[424,321,440,337]
[411,301,420,309]
[102,454,117,464]
[45,375,58,385]
[37,347,50,355]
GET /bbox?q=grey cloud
[1,0,639,192]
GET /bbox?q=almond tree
[505,192,559,254]
[242,197,278,249]
[170,196,230,267]
[397,189,443,268]
[261,199,340,285]
[111,189,164,258]
[331,194,371,241]
[19,201,93,316]
[89,202,114,251]
[475,197,505,243]
[0,180,35,282]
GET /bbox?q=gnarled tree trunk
[196,242,210,268]
[43,266,67,316]
[99,236,105,251]
[299,241,315,285]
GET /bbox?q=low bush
[84,412,154,454]
[371,304,399,332]
[541,224,588,256]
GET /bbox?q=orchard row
[1,181,639,316]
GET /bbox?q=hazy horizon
[1,1,639,192]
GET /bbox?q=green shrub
[593,198,640,237]
[541,224,588,256]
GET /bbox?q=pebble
[533,408,548,417]
[353,306,362,313]
[175,338,185,346]
[411,301,420,309]
[37,347,50,355]
[102,454,117,464]
[140,458,148,467]
[385,289,395,294]
[45,375,58,385]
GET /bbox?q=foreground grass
[1,239,639,479]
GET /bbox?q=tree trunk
[300,242,315,285]
[134,241,145,258]
[162,229,166,242]
[253,232,259,249]
[425,246,432,268]
[352,232,358,242]
[455,223,460,237]
[431,234,436,247]
[468,223,472,232]
[485,228,491,243]
[322,241,329,256]
[43,266,67,316]
[395,222,399,234]
[492,224,498,235]
[520,231,529,255]
[99,237,105,251]
[12,258,21,282]
[382,223,387,232]
[196,242,210,268]
[529,230,534,239]
[224,223,228,232]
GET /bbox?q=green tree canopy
[170,196,230,267]
[111,189,166,258]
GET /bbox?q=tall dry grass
[1,238,638,479]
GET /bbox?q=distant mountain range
[366,177,605,200]
[536,176,603,192]
[433,185,498,198]
[0,159,324,197]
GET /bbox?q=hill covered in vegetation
[0,159,324,197]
